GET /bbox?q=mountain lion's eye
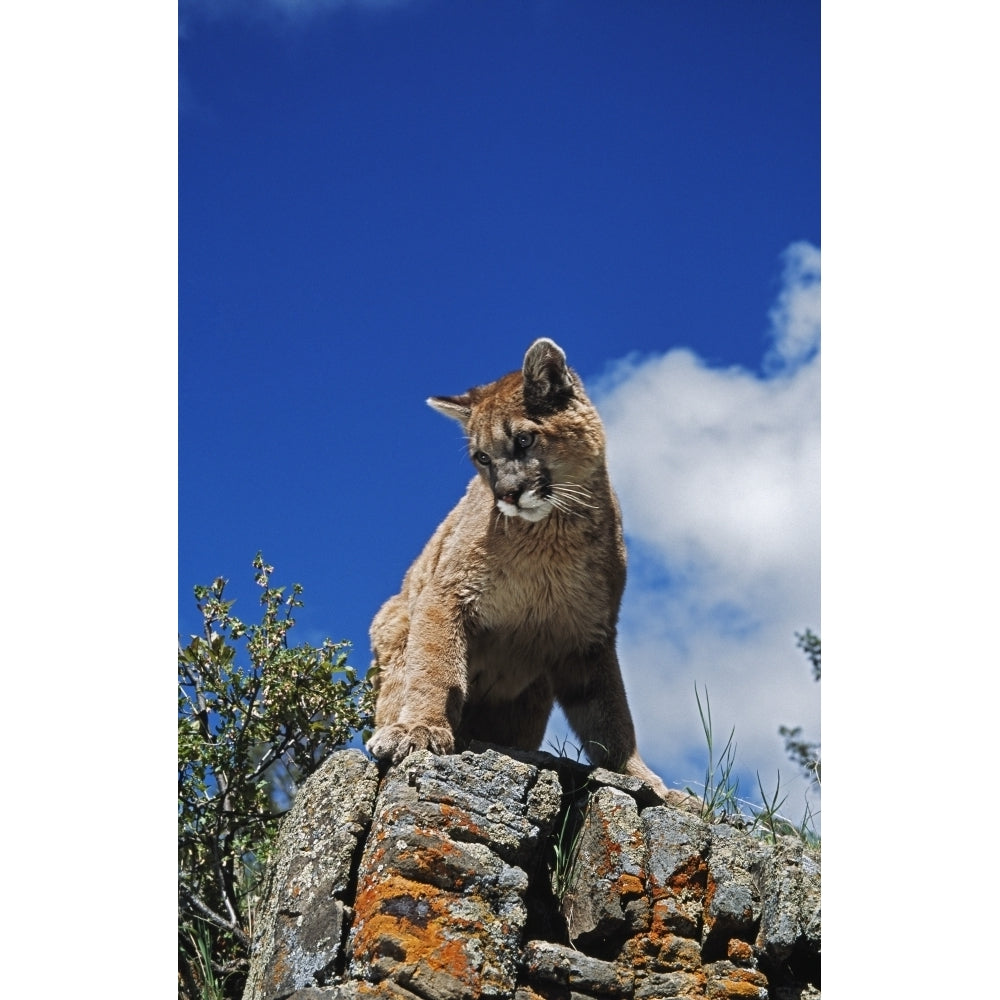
[514,431,535,450]
[474,451,492,466]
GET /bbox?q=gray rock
[286,983,424,999]
[702,821,762,951]
[633,969,707,999]
[642,806,713,940]
[243,747,820,1000]
[703,958,770,998]
[243,750,380,1000]
[754,835,821,964]
[520,939,635,997]
[346,749,561,1000]
[559,786,649,950]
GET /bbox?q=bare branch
[179,884,250,949]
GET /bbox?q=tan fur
[368,339,679,803]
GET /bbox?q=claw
[367,722,455,762]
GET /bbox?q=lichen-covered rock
[702,822,762,954]
[242,747,820,1000]
[284,982,424,999]
[703,959,770,999]
[243,750,381,1000]
[346,749,561,1000]
[642,806,713,942]
[394,748,563,868]
[519,939,635,997]
[754,834,821,992]
[559,785,649,951]
[633,969,707,999]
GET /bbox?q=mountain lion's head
[428,339,608,523]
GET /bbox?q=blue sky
[179,0,820,819]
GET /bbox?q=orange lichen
[265,945,289,986]
[351,872,490,986]
[705,964,770,999]
[438,801,482,837]
[623,926,703,974]
[726,938,754,964]
[703,870,717,918]
[665,855,708,897]
[615,872,645,899]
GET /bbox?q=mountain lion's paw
[367,722,455,762]
[660,788,705,815]
[625,757,704,815]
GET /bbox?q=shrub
[178,553,374,999]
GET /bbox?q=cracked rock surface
[244,747,820,1000]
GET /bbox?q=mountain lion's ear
[523,338,575,415]
[427,394,472,427]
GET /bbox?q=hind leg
[554,646,686,805]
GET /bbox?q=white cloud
[548,242,821,827]
[764,240,821,374]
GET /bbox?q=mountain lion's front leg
[367,593,468,764]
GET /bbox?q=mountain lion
[367,338,681,804]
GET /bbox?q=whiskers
[496,508,511,536]
[546,482,599,517]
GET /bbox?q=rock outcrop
[243,746,820,1000]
